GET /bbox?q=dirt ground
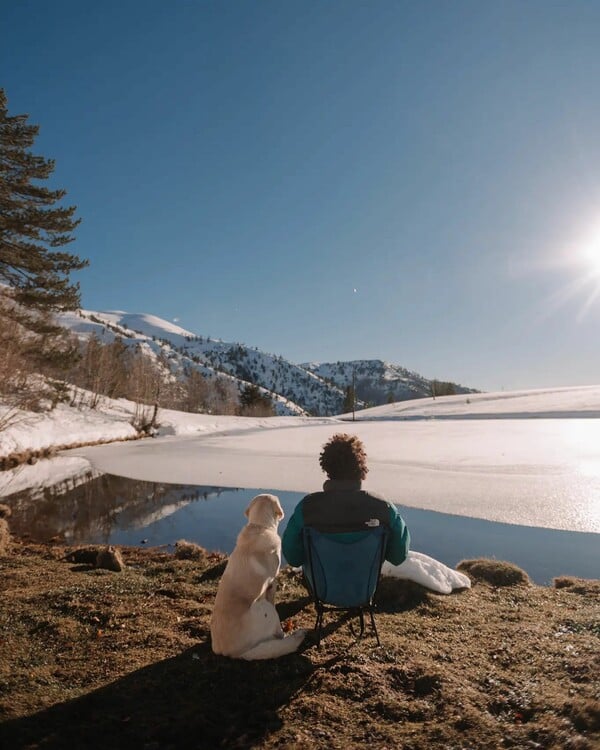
[0,539,598,750]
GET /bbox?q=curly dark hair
[319,433,368,481]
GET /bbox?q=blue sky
[4,1,600,391]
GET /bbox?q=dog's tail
[239,630,306,660]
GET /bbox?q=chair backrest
[302,526,388,609]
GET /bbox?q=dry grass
[0,541,598,749]
[95,546,125,572]
[554,576,600,596]
[0,520,9,555]
[174,539,208,562]
[458,558,531,587]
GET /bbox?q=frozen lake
[70,417,600,533]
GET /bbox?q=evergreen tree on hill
[239,383,275,417]
[0,88,87,313]
[0,88,87,376]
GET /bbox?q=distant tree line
[0,299,276,427]
[67,334,275,421]
[430,380,457,399]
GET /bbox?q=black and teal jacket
[281,479,410,566]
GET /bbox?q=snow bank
[0,388,336,462]
[0,401,137,458]
[382,552,472,594]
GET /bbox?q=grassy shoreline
[0,539,598,749]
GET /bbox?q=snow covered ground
[2,385,600,535]
[348,384,600,420]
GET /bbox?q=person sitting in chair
[282,433,410,568]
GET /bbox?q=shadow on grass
[0,574,428,748]
[376,578,431,613]
[0,642,314,749]
[284,578,428,650]
[277,595,312,620]
[196,559,228,583]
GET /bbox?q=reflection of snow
[122,500,196,529]
[3,470,234,546]
[0,456,99,500]
[114,486,229,529]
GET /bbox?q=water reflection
[3,472,598,585]
[4,472,231,546]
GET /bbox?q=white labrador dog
[210,493,306,660]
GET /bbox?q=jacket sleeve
[281,500,305,566]
[385,504,410,565]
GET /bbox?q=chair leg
[314,606,324,648]
[348,609,366,639]
[358,609,365,638]
[369,607,381,647]
[312,606,381,647]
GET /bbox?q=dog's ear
[244,497,256,518]
[272,496,284,520]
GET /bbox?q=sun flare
[533,223,600,322]
[582,241,600,277]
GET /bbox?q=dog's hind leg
[239,630,307,661]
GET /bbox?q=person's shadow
[0,640,314,749]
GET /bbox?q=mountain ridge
[58,308,477,416]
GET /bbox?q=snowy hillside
[57,308,475,416]
[304,359,476,405]
[345,383,600,420]
[58,309,328,415]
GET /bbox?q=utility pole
[352,366,356,422]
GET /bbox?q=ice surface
[70,416,600,533]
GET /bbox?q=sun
[531,220,600,322]
[581,241,600,277]
[535,224,600,322]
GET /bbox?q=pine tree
[0,89,87,391]
[0,88,87,313]
[239,383,275,416]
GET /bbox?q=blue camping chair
[302,525,389,647]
